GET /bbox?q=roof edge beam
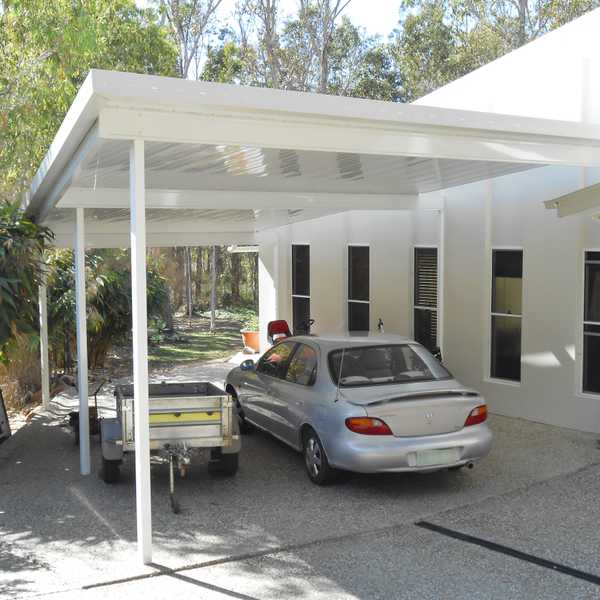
[26,124,99,222]
[50,231,257,249]
[99,106,600,168]
[544,182,600,217]
[58,188,418,211]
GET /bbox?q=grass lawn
[148,315,245,367]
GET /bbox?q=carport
[22,69,600,564]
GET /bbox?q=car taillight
[464,405,487,427]
[345,417,393,435]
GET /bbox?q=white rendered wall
[259,211,414,339]
[414,9,600,123]
[258,165,600,432]
[423,166,600,433]
[411,10,600,431]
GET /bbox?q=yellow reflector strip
[149,411,220,424]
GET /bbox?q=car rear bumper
[325,423,492,473]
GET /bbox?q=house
[257,9,600,434]
[22,8,600,562]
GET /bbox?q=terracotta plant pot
[240,330,260,353]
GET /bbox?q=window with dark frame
[490,249,523,382]
[256,342,296,379]
[583,251,600,394]
[285,344,318,386]
[292,245,310,334]
[414,247,438,351]
[348,246,370,331]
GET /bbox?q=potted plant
[240,313,260,353]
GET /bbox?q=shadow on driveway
[2,390,600,599]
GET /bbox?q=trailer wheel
[208,449,239,477]
[101,457,120,483]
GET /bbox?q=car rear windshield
[328,344,451,387]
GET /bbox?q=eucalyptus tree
[392,0,600,101]
[0,203,53,350]
[298,0,352,93]
[0,0,177,200]
[155,0,224,78]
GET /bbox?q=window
[286,344,318,386]
[329,344,451,388]
[292,245,310,334]
[490,249,523,382]
[414,247,438,351]
[583,251,600,394]
[348,246,369,331]
[257,342,296,379]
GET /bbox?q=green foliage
[198,307,259,330]
[0,203,53,350]
[46,249,169,369]
[202,40,245,83]
[0,0,178,200]
[148,322,242,365]
[327,19,403,101]
[392,0,600,101]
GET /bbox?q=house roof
[22,69,600,247]
[415,8,600,123]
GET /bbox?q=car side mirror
[432,347,443,363]
[240,359,256,371]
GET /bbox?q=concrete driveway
[2,361,600,599]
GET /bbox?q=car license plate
[415,448,459,467]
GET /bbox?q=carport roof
[22,69,600,247]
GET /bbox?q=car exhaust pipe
[467,461,474,469]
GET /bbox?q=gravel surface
[2,359,600,599]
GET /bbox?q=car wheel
[228,387,254,434]
[303,429,335,486]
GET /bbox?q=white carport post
[129,139,153,564]
[38,276,50,411]
[74,207,90,475]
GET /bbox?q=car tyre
[229,388,254,434]
[208,448,239,477]
[101,457,120,484]
[303,428,335,486]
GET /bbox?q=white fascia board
[49,216,256,235]
[23,73,99,219]
[24,68,600,224]
[58,188,418,211]
[544,182,600,217]
[91,69,600,142]
[98,104,600,168]
[51,231,257,249]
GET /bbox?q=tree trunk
[252,253,259,309]
[230,252,241,306]
[319,47,329,94]
[184,246,193,321]
[210,245,217,332]
[518,0,528,46]
[164,291,174,331]
[195,247,203,307]
[65,329,73,373]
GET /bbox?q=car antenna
[335,347,346,403]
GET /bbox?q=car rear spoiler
[349,389,481,407]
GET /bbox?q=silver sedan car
[225,335,492,485]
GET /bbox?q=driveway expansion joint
[416,520,600,586]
